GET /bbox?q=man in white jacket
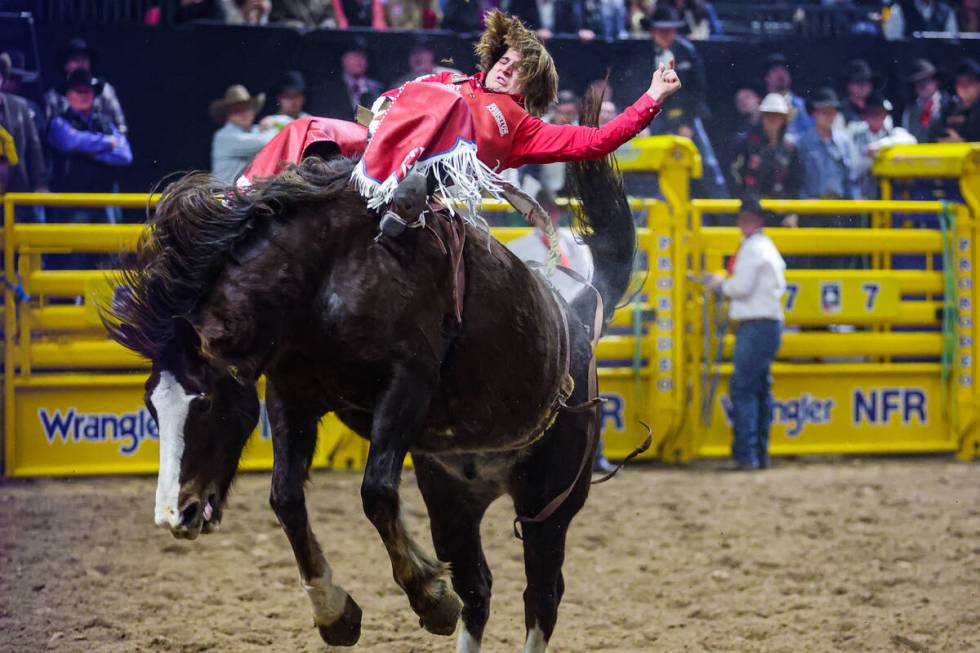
[708,197,786,470]
[848,92,917,200]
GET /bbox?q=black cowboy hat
[843,58,873,84]
[2,49,35,82]
[905,59,937,83]
[641,7,685,31]
[764,52,791,74]
[862,91,893,114]
[807,87,840,111]
[956,58,980,81]
[58,68,104,95]
[738,194,765,219]
[274,70,306,95]
[58,37,96,69]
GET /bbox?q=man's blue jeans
[729,319,782,467]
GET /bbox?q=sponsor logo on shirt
[486,103,509,137]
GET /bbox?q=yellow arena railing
[2,138,979,476]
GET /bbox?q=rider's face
[485,48,524,96]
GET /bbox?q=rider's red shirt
[382,72,661,171]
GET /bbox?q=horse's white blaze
[457,628,481,653]
[151,371,195,529]
[303,571,348,626]
[523,623,547,653]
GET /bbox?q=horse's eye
[192,395,212,414]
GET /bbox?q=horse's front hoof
[418,583,462,636]
[318,595,362,647]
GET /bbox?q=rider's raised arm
[506,60,681,167]
[507,94,662,167]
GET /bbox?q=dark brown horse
[105,108,635,652]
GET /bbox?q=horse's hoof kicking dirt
[318,595,362,646]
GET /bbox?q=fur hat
[474,10,557,117]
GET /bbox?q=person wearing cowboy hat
[937,58,980,143]
[798,87,859,202]
[47,68,131,239]
[1,49,45,140]
[210,84,277,184]
[0,52,46,201]
[350,9,681,228]
[730,93,803,212]
[705,194,786,471]
[263,70,311,132]
[641,5,728,199]
[900,58,953,143]
[848,92,916,199]
[761,52,812,140]
[839,59,877,127]
[43,37,127,136]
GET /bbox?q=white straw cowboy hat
[209,85,265,123]
[759,93,790,115]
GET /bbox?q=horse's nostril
[180,501,201,526]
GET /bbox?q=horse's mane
[103,156,357,360]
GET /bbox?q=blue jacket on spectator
[797,126,858,200]
[48,107,132,193]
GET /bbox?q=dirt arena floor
[2,458,979,653]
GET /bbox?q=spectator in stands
[44,38,127,135]
[762,53,812,139]
[382,0,440,29]
[210,84,276,183]
[441,0,486,33]
[839,59,875,126]
[331,0,387,28]
[506,0,599,41]
[393,45,459,87]
[47,69,132,225]
[730,93,803,208]
[797,88,858,201]
[223,0,272,24]
[341,49,383,118]
[733,85,761,144]
[265,71,309,130]
[643,6,728,198]
[706,196,785,471]
[1,49,45,143]
[937,58,980,142]
[269,0,336,27]
[958,0,980,32]
[848,92,916,199]
[665,0,722,40]
[884,0,957,39]
[901,58,952,143]
[599,99,617,126]
[0,53,46,200]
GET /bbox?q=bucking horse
[104,98,638,652]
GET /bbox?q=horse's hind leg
[361,362,463,636]
[415,455,499,652]
[513,411,595,653]
[266,380,362,646]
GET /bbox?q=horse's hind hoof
[318,595,362,647]
[418,585,463,636]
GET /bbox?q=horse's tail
[567,85,637,327]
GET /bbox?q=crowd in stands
[151,1,980,39]
[2,2,980,230]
